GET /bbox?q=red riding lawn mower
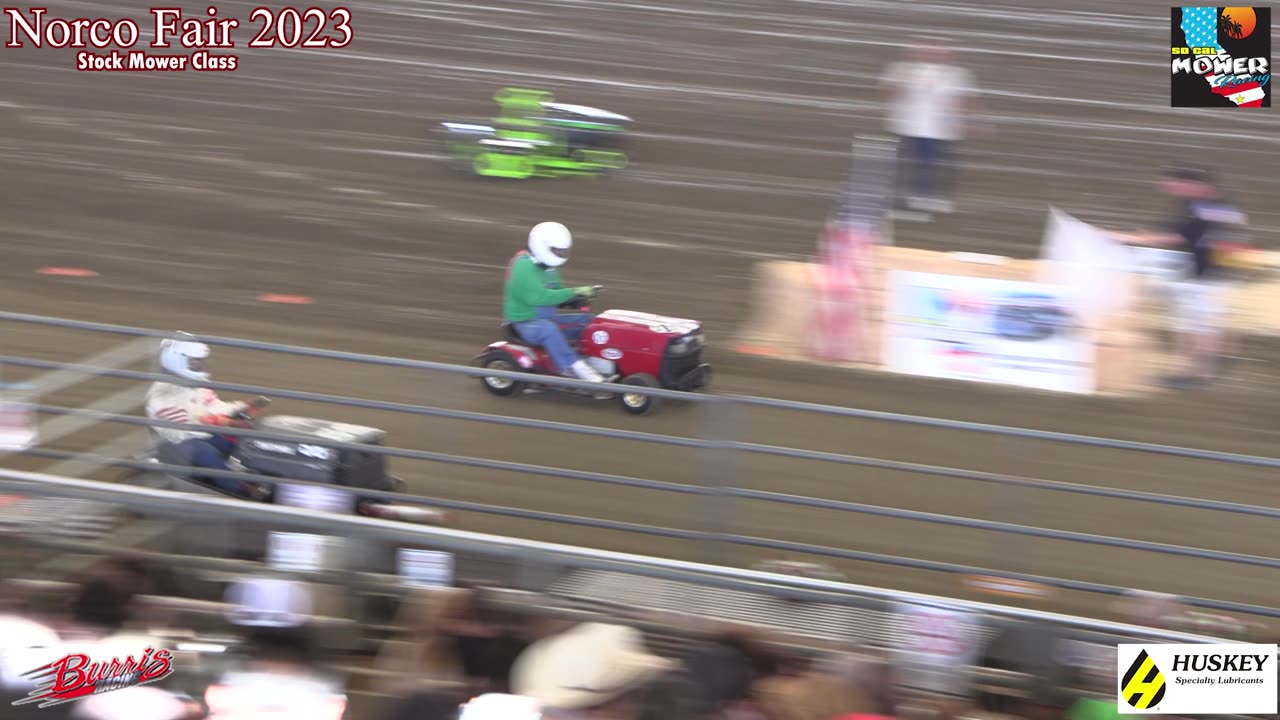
[473,293,711,415]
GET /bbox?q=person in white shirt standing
[203,578,348,720]
[882,44,977,216]
[145,333,266,496]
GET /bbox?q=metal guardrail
[8,400,1280,617]
[0,468,1233,645]
[2,309,1279,468]
[2,310,1279,621]
[10,362,1280,521]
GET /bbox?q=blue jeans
[512,310,593,373]
[164,436,242,494]
[897,135,952,200]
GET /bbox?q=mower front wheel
[618,373,660,416]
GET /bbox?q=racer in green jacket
[503,222,604,382]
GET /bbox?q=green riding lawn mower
[439,87,633,179]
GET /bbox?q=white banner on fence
[397,548,454,588]
[0,401,37,451]
[893,600,983,694]
[267,531,347,573]
[1129,246,1189,284]
[1037,207,1139,331]
[882,271,1095,394]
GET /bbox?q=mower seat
[500,322,525,344]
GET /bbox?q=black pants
[895,135,954,202]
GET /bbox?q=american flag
[1181,7,1266,107]
[154,406,189,423]
[811,138,896,361]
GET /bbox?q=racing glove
[573,286,599,298]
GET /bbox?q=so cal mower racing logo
[13,647,175,708]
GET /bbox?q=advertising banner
[893,600,982,695]
[883,271,1094,393]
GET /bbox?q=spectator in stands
[379,690,464,720]
[377,584,533,701]
[1114,166,1248,389]
[976,621,1074,717]
[511,622,677,720]
[0,612,67,718]
[71,686,201,720]
[377,588,473,693]
[685,629,769,720]
[755,669,876,720]
[3,564,184,719]
[65,577,136,640]
[446,584,532,694]
[204,577,347,720]
[817,651,899,718]
[882,42,979,217]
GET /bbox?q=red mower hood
[595,309,701,336]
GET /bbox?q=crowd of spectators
[0,558,1272,720]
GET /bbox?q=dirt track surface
[2,0,1278,619]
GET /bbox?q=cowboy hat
[511,623,675,710]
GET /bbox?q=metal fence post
[701,394,741,567]
[992,437,1032,577]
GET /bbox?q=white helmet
[528,222,572,267]
[158,332,211,382]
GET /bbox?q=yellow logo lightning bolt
[1121,649,1168,709]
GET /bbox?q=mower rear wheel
[479,354,525,397]
[618,373,660,416]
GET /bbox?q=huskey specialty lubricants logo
[1117,643,1278,714]
[3,6,353,72]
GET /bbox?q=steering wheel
[232,396,272,423]
[558,285,604,310]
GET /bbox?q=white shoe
[569,360,605,383]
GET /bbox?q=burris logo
[2,6,354,73]
[1170,7,1271,107]
[13,648,174,708]
[1121,649,1167,710]
[1116,644,1278,715]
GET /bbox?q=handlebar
[557,285,604,310]
[231,396,272,422]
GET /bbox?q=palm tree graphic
[1218,12,1245,39]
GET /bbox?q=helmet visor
[550,246,570,260]
[188,357,208,374]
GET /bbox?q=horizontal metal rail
[10,443,1280,617]
[27,403,711,495]
[11,360,1280,521]
[0,313,698,401]
[18,446,707,542]
[0,467,1238,641]
[5,313,1280,623]
[24,405,1280,563]
[0,357,712,448]
[735,394,1280,468]
[6,446,1279,620]
[2,310,1279,468]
